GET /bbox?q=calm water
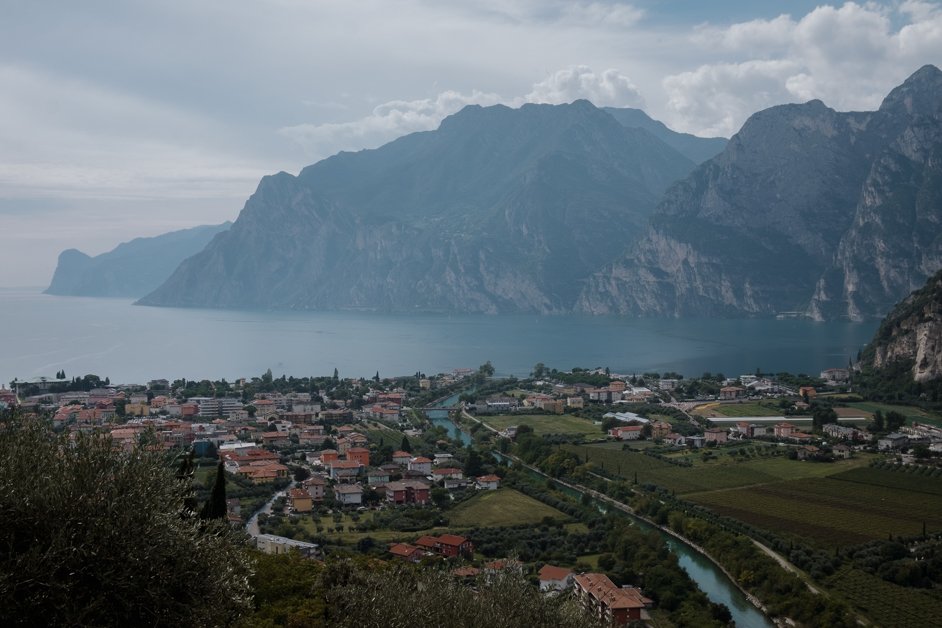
[0,289,877,385]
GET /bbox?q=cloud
[280,65,645,160]
[525,66,645,107]
[664,2,942,136]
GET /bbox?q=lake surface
[0,289,877,385]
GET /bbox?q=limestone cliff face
[138,101,699,313]
[864,270,942,382]
[580,65,942,320]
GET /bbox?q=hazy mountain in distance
[46,222,231,298]
[138,101,697,313]
[603,107,728,164]
[579,65,942,321]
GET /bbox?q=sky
[2,0,941,287]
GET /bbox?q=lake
[0,288,877,385]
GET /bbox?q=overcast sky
[2,0,941,287]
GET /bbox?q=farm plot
[688,477,942,547]
[827,567,942,628]
[448,488,570,527]
[483,414,602,437]
[828,466,942,496]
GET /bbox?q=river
[434,411,772,628]
[0,288,876,385]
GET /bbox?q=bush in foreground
[0,418,253,626]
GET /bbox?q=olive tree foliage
[0,418,253,626]
[321,561,603,628]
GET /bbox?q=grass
[687,472,942,547]
[481,414,602,437]
[449,488,571,527]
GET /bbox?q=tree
[430,487,450,509]
[200,460,228,520]
[0,417,251,626]
[478,361,495,378]
[400,435,411,453]
[812,405,838,430]
[531,362,546,379]
[464,446,483,477]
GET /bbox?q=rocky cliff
[579,65,942,320]
[46,223,230,298]
[138,101,700,313]
[862,269,942,383]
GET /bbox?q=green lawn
[449,488,571,527]
[481,414,603,437]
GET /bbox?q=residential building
[303,475,327,501]
[704,427,728,444]
[415,534,473,559]
[609,425,643,440]
[334,483,363,506]
[573,573,651,625]
[347,447,370,466]
[476,474,501,490]
[256,534,320,558]
[408,456,433,475]
[773,422,798,439]
[392,450,412,466]
[539,565,574,592]
[289,488,313,513]
[389,542,424,562]
[384,480,430,505]
[329,460,362,482]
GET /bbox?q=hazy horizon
[2,1,941,286]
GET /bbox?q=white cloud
[525,66,645,107]
[664,2,942,136]
[280,66,645,159]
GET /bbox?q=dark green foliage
[200,460,228,520]
[0,417,252,626]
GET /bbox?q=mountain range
[578,65,942,320]
[50,66,942,321]
[46,223,230,298]
[137,101,715,313]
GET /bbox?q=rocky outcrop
[138,101,697,313]
[863,269,942,382]
[580,65,942,320]
[46,223,230,298]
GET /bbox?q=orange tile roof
[538,564,573,581]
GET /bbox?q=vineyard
[827,567,942,628]
[562,443,869,494]
[688,476,942,546]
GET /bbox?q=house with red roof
[415,534,473,559]
[388,543,425,563]
[408,456,433,474]
[383,480,430,505]
[574,573,652,624]
[476,475,501,490]
[539,564,574,592]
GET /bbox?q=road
[245,483,293,538]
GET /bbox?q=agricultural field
[563,443,871,494]
[826,567,942,628]
[448,488,571,527]
[482,414,602,437]
[843,401,942,427]
[693,402,784,417]
[687,472,942,547]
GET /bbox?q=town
[3,362,941,627]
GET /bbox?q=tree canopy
[0,417,253,626]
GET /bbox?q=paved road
[245,483,293,538]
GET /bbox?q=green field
[482,414,602,437]
[688,471,942,546]
[844,402,942,427]
[827,567,942,628]
[448,488,571,527]
[563,443,867,494]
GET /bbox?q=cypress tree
[176,450,197,517]
[200,460,227,520]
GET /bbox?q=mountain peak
[879,64,942,116]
